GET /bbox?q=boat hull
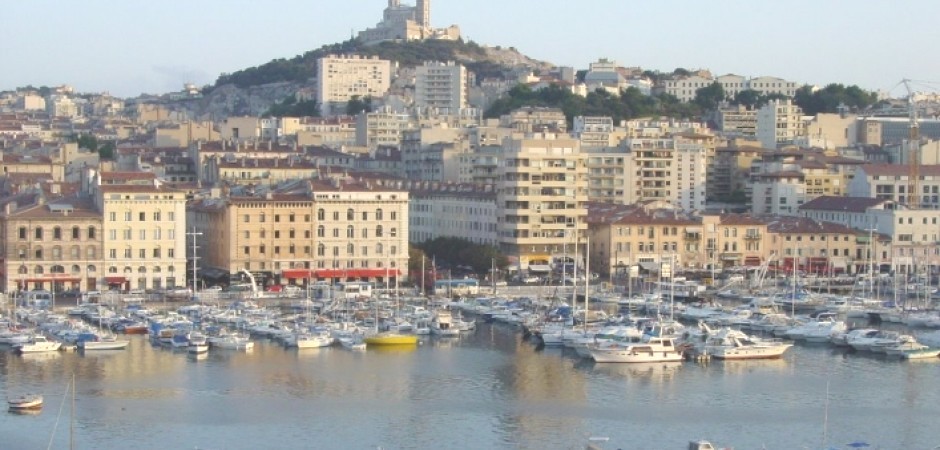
[364,333,418,346]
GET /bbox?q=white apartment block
[800,196,940,272]
[400,128,467,181]
[415,61,467,113]
[573,116,626,149]
[317,55,392,116]
[757,99,806,149]
[497,134,587,270]
[750,171,807,215]
[408,184,498,246]
[717,105,757,138]
[456,145,502,185]
[848,164,940,209]
[664,74,799,103]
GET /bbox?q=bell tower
[416,0,430,27]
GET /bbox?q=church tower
[388,0,400,7]
[416,0,430,27]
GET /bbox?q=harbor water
[1,321,939,449]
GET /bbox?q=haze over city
[2,0,939,97]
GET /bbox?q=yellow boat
[363,332,418,346]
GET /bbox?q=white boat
[337,334,367,351]
[8,393,43,410]
[884,340,940,359]
[430,310,460,337]
[588,336,684,363]
[209,332,254,351]
[702,328,792,360]
[295,331,334,349]
[188,332,209,354]
[77,333,129,350]
[14,335,62,354]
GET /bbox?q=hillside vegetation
[214,39,548,89]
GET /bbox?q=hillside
[213,39,553,90]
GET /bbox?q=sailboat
[364,244,418,347]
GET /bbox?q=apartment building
[187,179,409,287]
[848,163,940,208]
[756,99,805,149]
[497,133,587,271]
[408,182,498,246]
[317,55,392,117]
[764,216,877,275]
[415,61,467,113]
[91,172,187,291]
[355,107,412,150]
[0,194,103,293]
[717,105,757,138]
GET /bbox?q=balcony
[744,232,762,240]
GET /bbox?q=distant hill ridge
[213,39,554,90]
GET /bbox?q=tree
[693,82,726,111]
[346,95,373,115]
[98,142,116,160]
[74,134,98,152]
[731,89,762,109]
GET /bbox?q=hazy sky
[2,0,938,98]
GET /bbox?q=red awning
[282,269,313,279]
[314,268,401,278]
[105,276,128,284]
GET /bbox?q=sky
[2,0,939,98]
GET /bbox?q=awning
[720,253,742,261]
[282,269,313,279]
[527,264,551,272]
[105,276,128,284]
[314,268,401,278]
[744,256,762,266]
[639,262,660,272]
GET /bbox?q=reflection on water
[0,327,937,449]
[587,361,683,382]
[7,408,42,416]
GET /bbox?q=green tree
[693,82,726,111]
[346,96,373,115]
[98,142,116,160]
[731,89,762,109]
[74,134,98,152]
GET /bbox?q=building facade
[317,55,392,117]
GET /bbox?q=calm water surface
[1,323,939,450]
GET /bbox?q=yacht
[588,336,684,363]
[14,335,62,354]
[702,328,792,360]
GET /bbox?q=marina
[0,286,939,449]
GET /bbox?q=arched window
[346,243,354,255]
[376,243,384,255]
[49,264,63,273]
[72,226,80,240]
[153,266,162,273]
[18,265,27,275]
[317,209,325,221]
[87,265,97,273]
[375,225,383,237]
[346,208,354,220]
[108,266,117,274]
[34,265,44,274]
[88,226,96,239]
[124,266,133,274]
[138,266,147,273]
[53,227,62,240]
[317,244,325,256]
[347,226,354,238]
[317,225,325,237]
[34,247,43,259]
[71,265,80,274]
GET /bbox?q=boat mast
[584,235,590,333]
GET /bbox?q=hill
[213,39,553,90]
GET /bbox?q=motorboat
[430,310,460,337]
[209,331,254,351]
[363,331,418,346]
[188,332,209,354]
[8,394,43,411]
[702,328,792,360]
[884,340,940,359]
[14,335,62,354]
[588,336,684,363]
[77,332,129,350]
[295,331,334,349]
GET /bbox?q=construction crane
[902,79,921,209]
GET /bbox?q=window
[168,249,174,258]
[244,246,250,255]
[289,244,295,254]
[109,249,116,258]
[260,213,266,223]
[124,249,131,258]
[317,244,325,256]
[333,228,339,238]
[305,214,311,222]
[289,214,295,222]
[168,212,175,221]
[109,212,116,221]
[347,243,354,255]
[317,226,325,237]
[362,211,368,221]
[139,230,147,240]
[275,215,280,223]
[153,249,161,258]
[18,227,26,239]
[259,245,266,254]
[362,228,368,238]
[168,230,175,239]
[390,211,397,220]
[376,225,383,237]
[347,226,354,238]
[390,228,397,237]
[317,209,325,221]
[377,243,384,255]
[139,212,146,221]
[51,227,62,240]
[333,211,339,220]
[375,209,383,220]
[72,227,80,239]
[274,231,280,239]
[35,227,43,240]
[139,249,146,258]
[347,209,355,220]
[123,229,131,240]
[244,215,250,223]
[154,212,161,221]
[304,230,311,239]
[88,227,96,239]
[274,246,280,255]
[154,229,161,240]
[125,212,132,221]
